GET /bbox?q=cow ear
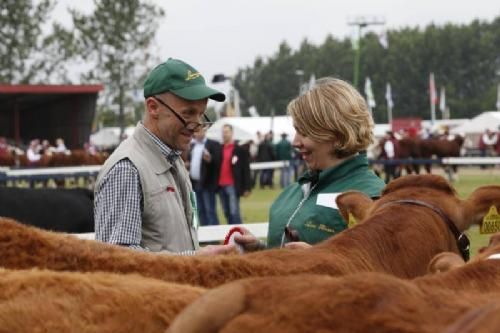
[427,252,465,274]
[461,185,500,229]
[336,191,374,223]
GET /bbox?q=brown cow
[0,175,498,288]
[442,302,500,333]
[169,246,500,333]
[428,232,500,274]
[0,268,204,333]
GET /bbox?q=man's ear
[145,97,160,119]
[336,191,374,223]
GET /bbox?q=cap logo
[186,70,201,81]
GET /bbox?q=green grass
[216,169,500,257]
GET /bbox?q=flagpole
[429,73,436,125]
[385,83,393,125]
[496,83,500,111]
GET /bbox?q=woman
[235,77,385,250]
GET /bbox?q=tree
[71,0,165,136]
[0,0,72,83]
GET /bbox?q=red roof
[0,84,103,94]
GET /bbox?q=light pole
[295,69,304,95]
[348,16,385,89]
[212,73,240,117]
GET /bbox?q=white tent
[206,116,294,143]
[207,116,390,143]
[90,126,135,148]
[450,111,500,135]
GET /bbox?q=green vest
[267,154,384,248]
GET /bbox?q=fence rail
[72,222,269,245]
[1,158,498,184]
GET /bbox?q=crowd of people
[478,126,500,157]
[0,137,102,167]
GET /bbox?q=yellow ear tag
[348,212,357,228]
[480,206,500,234]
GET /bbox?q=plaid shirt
[94,124,196,254]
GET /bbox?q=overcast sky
[53,0,500,95]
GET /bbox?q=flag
[439,86,446,113]
[364,77,376,108]
[308,74,316,90]
[496,83,500,111]
[378,30,389,49]
[385,83,394,109]
[429,73,437,105]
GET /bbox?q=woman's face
[292,125,336,171]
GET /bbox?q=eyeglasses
[152,96,213,132]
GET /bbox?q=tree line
[234,17,500,122]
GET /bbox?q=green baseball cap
[143,58,225,102]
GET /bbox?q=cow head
[336,175,500,233]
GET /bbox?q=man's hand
[202,149,211,162]
[242,191,251,197]
[233,226,263,252]
[284,241,312,250]
[197,244,237,256]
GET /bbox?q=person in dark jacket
[218,124,252,224]
[189,128,222,225]
[257,131,276,188]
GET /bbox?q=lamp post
[348,16,385,89]
[295,69,304,95]
[212,73,240,117]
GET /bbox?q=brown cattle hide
[169,256,500,333]
[0,268,204,333]
[0,175,498,288]
[442,302,500,333]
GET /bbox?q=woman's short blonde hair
[288,77,374,158]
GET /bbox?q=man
[380,131,399,183]
[189,128,221,226]
[256,131,275,188]
[275,133,293,188]
[94,58,233,255]
[218,124,252,224]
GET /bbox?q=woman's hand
[284,241,312,250]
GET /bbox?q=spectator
[189,128,221,226]
[380,131,399,183]
[275,133,293,188]
[54,138,70,154]
[26,139,42,165]
[496,126,500,157]
[257,131,275,188]
[218,124,252,225]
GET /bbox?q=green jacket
[267,153,385,248]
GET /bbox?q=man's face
[222,126,233,143]
[146,93,208,151]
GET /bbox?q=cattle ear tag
[348,212,357,228]
[480,206,500,234]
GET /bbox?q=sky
[51,0,500,99]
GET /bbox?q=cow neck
[377,199,470,262]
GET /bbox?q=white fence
[72,222,269,245]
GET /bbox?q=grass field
[216,167,500,257]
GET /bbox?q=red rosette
[224,227,245,253]
[223,227,244,245]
